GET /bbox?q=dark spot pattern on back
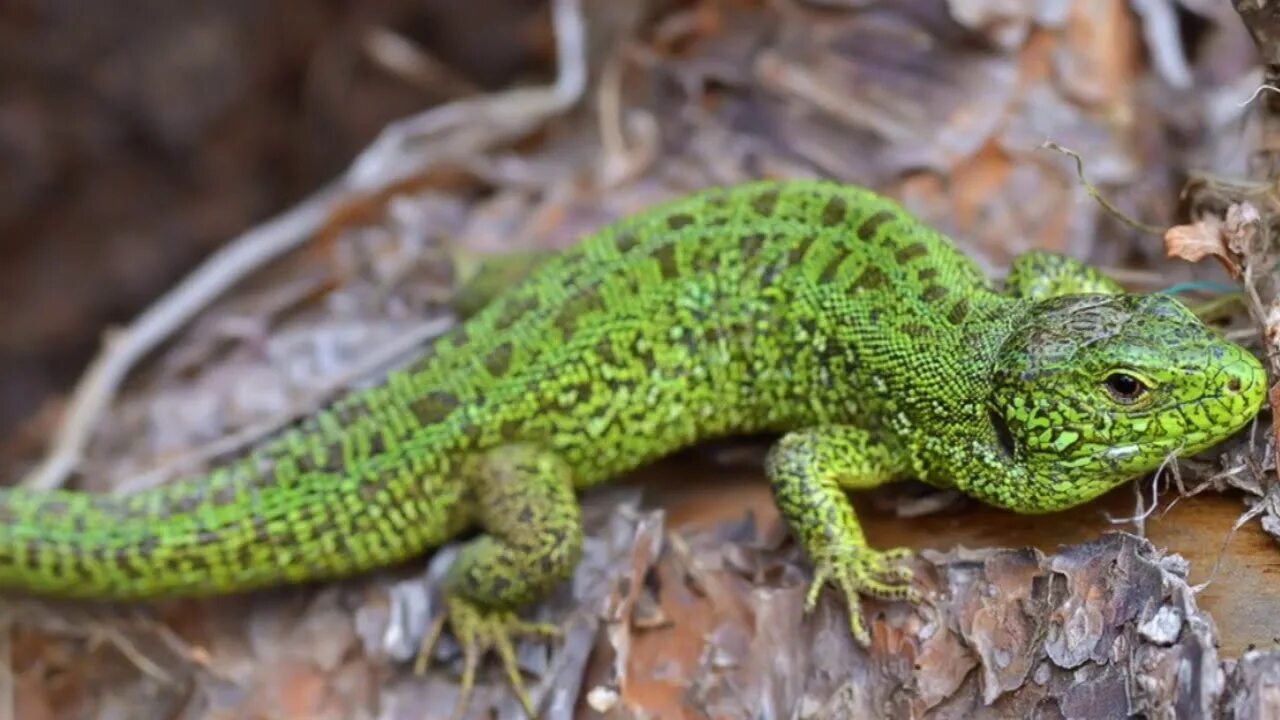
[822,197,848,227]
[654,244,680,279]
[894,242,928,264]
[752,190,779,217]
[788,236,816,265]
[594,337,620,365]
[818,254,847,283]
[740,233,766,258]
[493,296,539,331]
[855,266,887,289]
[554,286,604,335]
[295,443,345,472]
[440,323,470,351]
[484,342,514,377]
[411,391,460,424]
[667,213,694,231]
[615,231,640,252]
[856,210,895,241]
[562,381,595,407]
[922,285,948,303]
[947,298,971,325]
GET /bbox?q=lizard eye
[1103,372,1147,403]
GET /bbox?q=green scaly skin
[0,181,1266,715]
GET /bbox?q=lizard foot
[804,544,921,645]
[415,594,561,720]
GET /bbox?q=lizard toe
[416,594,558,720]
[804,544,920,644]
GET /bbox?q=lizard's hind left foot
[416,594,561,720]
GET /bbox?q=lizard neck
[787,282,1027,424]
[793,286,1036,492]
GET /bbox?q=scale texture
[0,181,1266,706]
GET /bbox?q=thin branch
[1191,500,1268,595]
[1041,142,1166,236]
[92,623,180,685]
[1130,0,1193,89]
[1238,84,1280,108]
[346,0,587,190]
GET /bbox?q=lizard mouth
[1014,422,1246,514]
[1096,431,1207,466]
[1084,395,1261,473]
[1050,383,1263,475]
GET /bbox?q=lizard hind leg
[418,442,584,720]
[1005,250,1124,300]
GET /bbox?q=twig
[346,0,587,190]
[20,0,588,491]
[1107,445,1181,532]
[1041,142,1167,235]
[1238,84,1280,108]
[93,622,179,686]
[1161,462,1251,516]
[596,45,660,188]
[755,49,917,144]
[5,602,183,686]
[362,27,480,97]
[1192,499,1269,595]
[1129,0,1193,90]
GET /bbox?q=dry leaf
[1223,202,1262,257]
[1164,215,1242,278]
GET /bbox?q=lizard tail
[0,456,461,599]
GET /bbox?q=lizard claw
[804,544,920,645]
[415,594,561,720]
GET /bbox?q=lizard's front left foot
[805,544,921,645]
[416,594,561,720]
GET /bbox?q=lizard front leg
[766,426,920,644]
[419,443,583,719]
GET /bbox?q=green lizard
[0,181,1266,716]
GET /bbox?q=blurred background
[0,0,552,440]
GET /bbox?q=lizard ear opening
[988,407,1016,458]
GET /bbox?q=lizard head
[987,293,1265,510]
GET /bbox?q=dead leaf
[1164,215,1242,278]
[1223,201,1262,257]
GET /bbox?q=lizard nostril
[1228,377,1243,393]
